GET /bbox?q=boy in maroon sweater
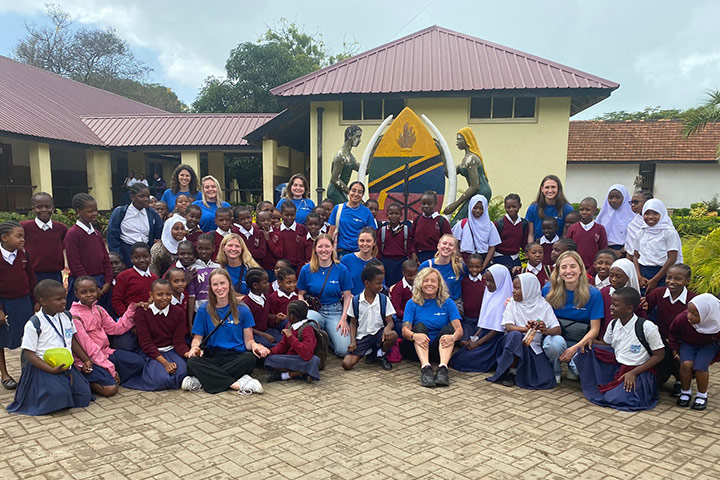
[256,210,283,275]
[231,206,266,260]
[21,193,68,283]
[460,254,486,342]
[377,203,411,286]
[567,197,608,273]
[276,202,307,271]
[268,266,297,329]
[389,259,417,336]
[185,205,204,245]
[112,243,157,316]
[243,268,277,348]
[302,213,322,264]
[539,217,559,266]
[212,207,233,261]
[493,194,528,270]
[410,192,451,264]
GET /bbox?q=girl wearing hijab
[623,190,652,258]
[150,215,187,277]
[596,184,635,252]
[487,273,561,389]
[449,264,512,372]
[669,294,720,410]
[598,258,646,338]
[451,195,501,270]
[632,199,682,294]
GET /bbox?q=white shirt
[526,263,542,275]
[34,217,52,231]
[248,292,265,307]
[636,229,681,267]
[149,303,169,316]
[664,287,688,305]
[280,222,297,232]
[216,228,230,237]
[235,224,253,238]
[595,275,611,289]
[347,291,396,340]
[291,319,309,331]
[120,204,149,244]
[133,266,152,277]
[76,220,95,235]
[467,274,482,283]
[504,213,522,226]
[580,220,595,232]
[1,246,16,265]
[540,235,559,245]
[171,293,185,306]
[603,315,663,366]
[402,278,412,290]
[21,310,76,358]
[127,178,139,187]
[277,290,297,300]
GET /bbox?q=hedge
[0,209,111,232]
[672,216,720,237]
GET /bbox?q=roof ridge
[81,112,278,120]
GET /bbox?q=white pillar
[262,139,277,202]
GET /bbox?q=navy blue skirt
[109,331,141,352]
[254,332,279,349]
[35,271,63,283]
[83,364,116,386]
[109,349,146,383]
[449,329,504,372]
[0,295,33,349]
[264,354,321,380]
[486,331,556,390]
[460,317,478,342]
[381,256,406,287]
[575,345,658,411]
[6,364,92,416]
[122,349,187,391]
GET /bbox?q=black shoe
[677,394,691,407]
[1,377,17,390]
[266,371,282,383]
[435,366,450,387]
[692,397,708,410]
[378,355,392,370]
[365,355,379,365]
[500,373,516,387]
[420,366,435,387]
[672,382,682,397]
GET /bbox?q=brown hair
[206,269,240,325]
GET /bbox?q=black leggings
[400,322,455,364]
[187,350,256,394]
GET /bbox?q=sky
[0,0,718,119]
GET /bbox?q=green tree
[593,106,690,121]
[683,90,720,156]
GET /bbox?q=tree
[593,106,689,122]
[683,90,720,156]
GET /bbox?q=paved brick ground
[1,352,719,479]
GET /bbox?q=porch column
[208,151,225,188]
[29,142,53,196]
[86,149,113,210]
[181,151,201,178]
[262,139,277,202]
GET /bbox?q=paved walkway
[1,352,719,479]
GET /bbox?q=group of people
[1,164,718,417]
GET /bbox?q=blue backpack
[351,293,388,321]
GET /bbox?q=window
[469,96,536,120]
[638,163,656,192]
[341,99,405,121]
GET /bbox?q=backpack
[351,293,388,324]
[298,319,329,370]
[380,225,408,255]
[610,317,673,384]
[495,216,529,242]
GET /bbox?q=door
[0,143,15,211]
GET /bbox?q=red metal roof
[568,120,720,163]
[0,55,164,145]
[271,25,619,99]
[82,113,276,147]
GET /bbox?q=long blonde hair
[411,267,449,306]
[206,268,240,325]
[215,233,259,269]
[434,234,464,278]
[545,251,591,309]
[200,175,224,208]
[309,233,339,272]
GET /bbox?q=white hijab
[161,214,187,254]
[477,264,513,331]
[596,184,635,246]
[503,273,558,328]
[689,294,720,335]
[609,258,640,294]
[459,195,501,254]
[641,199,683,262]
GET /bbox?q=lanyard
[43,313,67,348]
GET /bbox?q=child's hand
[645,279,658,294]
[99,283,111,298]
[50,364,67,375]
[165,362,178,374]
[277,312,287,321]
[639,297,649,311]
[348,341,356,352]
[621,371,637,392]
[114,372,121,384]
[282,328,292,338]
[262,332,275,343]
[82,360,93,374]
[639,276,649,288]
[187,268,198,282]
[465,340,479,351]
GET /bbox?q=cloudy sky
[0,0,718,119]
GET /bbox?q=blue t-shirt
[225,264,248,294]
[340,254,372,295]
[404,298,460,342]
[541,284,604,324]
[419,259,464,300]
[160,189,202,212]
[329,203,377,252]
[297,263,353,305]
[193,200,231,233]
[276,198,316,225]
[526,202,575,240]
[192,303,255,352]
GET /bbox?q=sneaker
[566,370,579,381]
[435,366,450,387]
[677,393,691,407]
[236,374,264,395]
[672,382,682,397]
[181,376,203,392]
[266,371,282,383]
[420,366,435,388]
[500,373,516,387]
[378,355,393,371]
[692,397,708,410]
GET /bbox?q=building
[565,119,720,208]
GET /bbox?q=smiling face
[75,279,99,307]
[365,274,384,296]
[202,179,218,200]
[109,253,126,276]
[175,195,190,214]
[420,194,436,216]
[315,238,333,263]
[593,253,615,280]
[348,183,364,205]
[466,257,483,278]
[77,199,98,225]
[437,235,456,259]
[210,272,230,301]
[643,209,661,227]
[607,189,624,210]
[557,255,582,287]
[271,210,282,229]
[471,200,484,219]
[1,226,24,251]
[177,243,196,267]
[32,195,54,223]
[608,266,630,290]
[541,179,558,203]
[152,283,173,310]
[279,274,297,294]
[177,168,192,189]
[665,266,691,296]
[630,193,647,214]
[185,209,201,230]
[171,221,186,242]
[131,188,151,210]
[236,210,253,231]
[483,270,497,292]
[290,178,306,199]
[387,205,401,226]
[131,247,151,271]
[222,238,243,261]
[512,277,523,302]
[421,271,440,298]
[357,232,375,255]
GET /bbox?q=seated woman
[400,268,462,388]
[487,274,561,389]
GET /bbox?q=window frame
[468,96,538,124]
[339,98,406,124]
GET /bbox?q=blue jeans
[542,335,579,379]
[307,302,350,357]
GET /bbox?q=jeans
[542,335,579,378]
[307,302,350,357]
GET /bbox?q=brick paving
[1,352,720,479]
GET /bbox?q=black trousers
[400,322,455,364]
[187,350,256,394]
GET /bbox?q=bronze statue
[327,125,362,204]
[443,127,492,225]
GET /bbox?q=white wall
[655,163,720,208]
[565,163,639,205]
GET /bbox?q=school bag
[351,293,388,322]
[609,317,673,384]
[380,224,409,255]
[297,319,329,370]
[495,216,529,243]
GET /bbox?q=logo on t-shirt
[352,218,363,223]
[629,344,642,354]
[329,280,339,284]
[434,312,444,316]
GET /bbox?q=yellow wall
[261,139,307,201]
[307,97,571,212]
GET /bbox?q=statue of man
[327,125,362,204]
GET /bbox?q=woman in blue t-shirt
[340,227,378,295]
[297,234,353,356]
[525,174,574,241]
[215,234,260,295]
[276,173,316,225]
[193,175,230,232]
[400,267,462,388]
[542,251,604,383]
[419,234,465,310]
[160,164,202,212]
[327,181,377,257]
[185,269,269,394]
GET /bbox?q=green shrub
[0,209,110,232]
[488,196,505,222]
[674,208,691,216]
[672,216,720,236]
[683,228,720,295]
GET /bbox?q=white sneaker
[566,370,579,381]
[236,374,264,395]
[182,376,203,392]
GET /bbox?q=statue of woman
[443,127,492,225]
[327,125,362,204]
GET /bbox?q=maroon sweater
[244,294,270,331]
[494,217,527,256]
[461,277,486,319]
[303,234,318,264]
[523,265,550,288]
[21,220,68,273]
[268,290,297,326]
[134,305,189,359]
[276,224,307,270]
[567,222,608,271]
[186,227,204,245]
[389,279,412,321]
[232,225,266,260]
[377,224,411,258]
[599,286,648,338]
[269,323,317,360]
[112,268,158,316]
[646,287,696,340]
[212,231,230,262]
[541,242,554,266]
[260,230,283,270]
[410,215,451,253]
[0,249,36,300]
[669,311,718,349]
[64,225,113,283]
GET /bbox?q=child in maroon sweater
[243,268,278,348]
[112,243,158,317]
[21,193,68,283]
[493,194,528,270]
[460,254,486,342]
[410,191,451,264]
[302,213,323,264]
[539,217,559,266]
[212,207,233,261]
[185,205,204,245]
[378,203,412,287]
[389,259,417,337]
[276,202,307,271]
[567,197,608,273]
[265,300,320,382]
[257,210,283,278]
[232,206,266,260]
[268,266,297,330]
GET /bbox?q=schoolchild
[562,211,580,237]
[566,197,608,272]
[149,215,186,277]
[452,194,500,269]
[256,210,283,279]
[376,203,411,286]
[517,242,550,287]
[592,249,617,289]
[269,259,292,294]
[271,208,282,231]
[276,201,308,271]
[212,207,234,261]
[632,199,682,294]
[492,193,528,270]
[232,205,266,260]
[21,192,68,283]
[186,234,222,324]
[243,268,279,348]
[107,183,163,267]
[540,217,559,266]
[459,254,486,341]
[185,204,204,245]
[265,300,321,383]
[596,184,635,251]
[341,227,378,295]
[166,267,188,319]
[624,190,653,258]
[112,242,158,317]
[320,199,335,233]
[389,259,417,337]
[267,266,297,330]
[173,194,191,217]
[599,258,645,338]
[302,212,323,263]
[409,191,452,264]
[365,198,380,222]
[154,201,169,221]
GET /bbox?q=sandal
[1,377,17,390]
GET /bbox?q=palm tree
[683,90,720,157]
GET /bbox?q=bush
[674,208,691,216]
[683,228,720,295]
[672,216,720,237]
[0,209,110,232]
[488,196,505,222]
